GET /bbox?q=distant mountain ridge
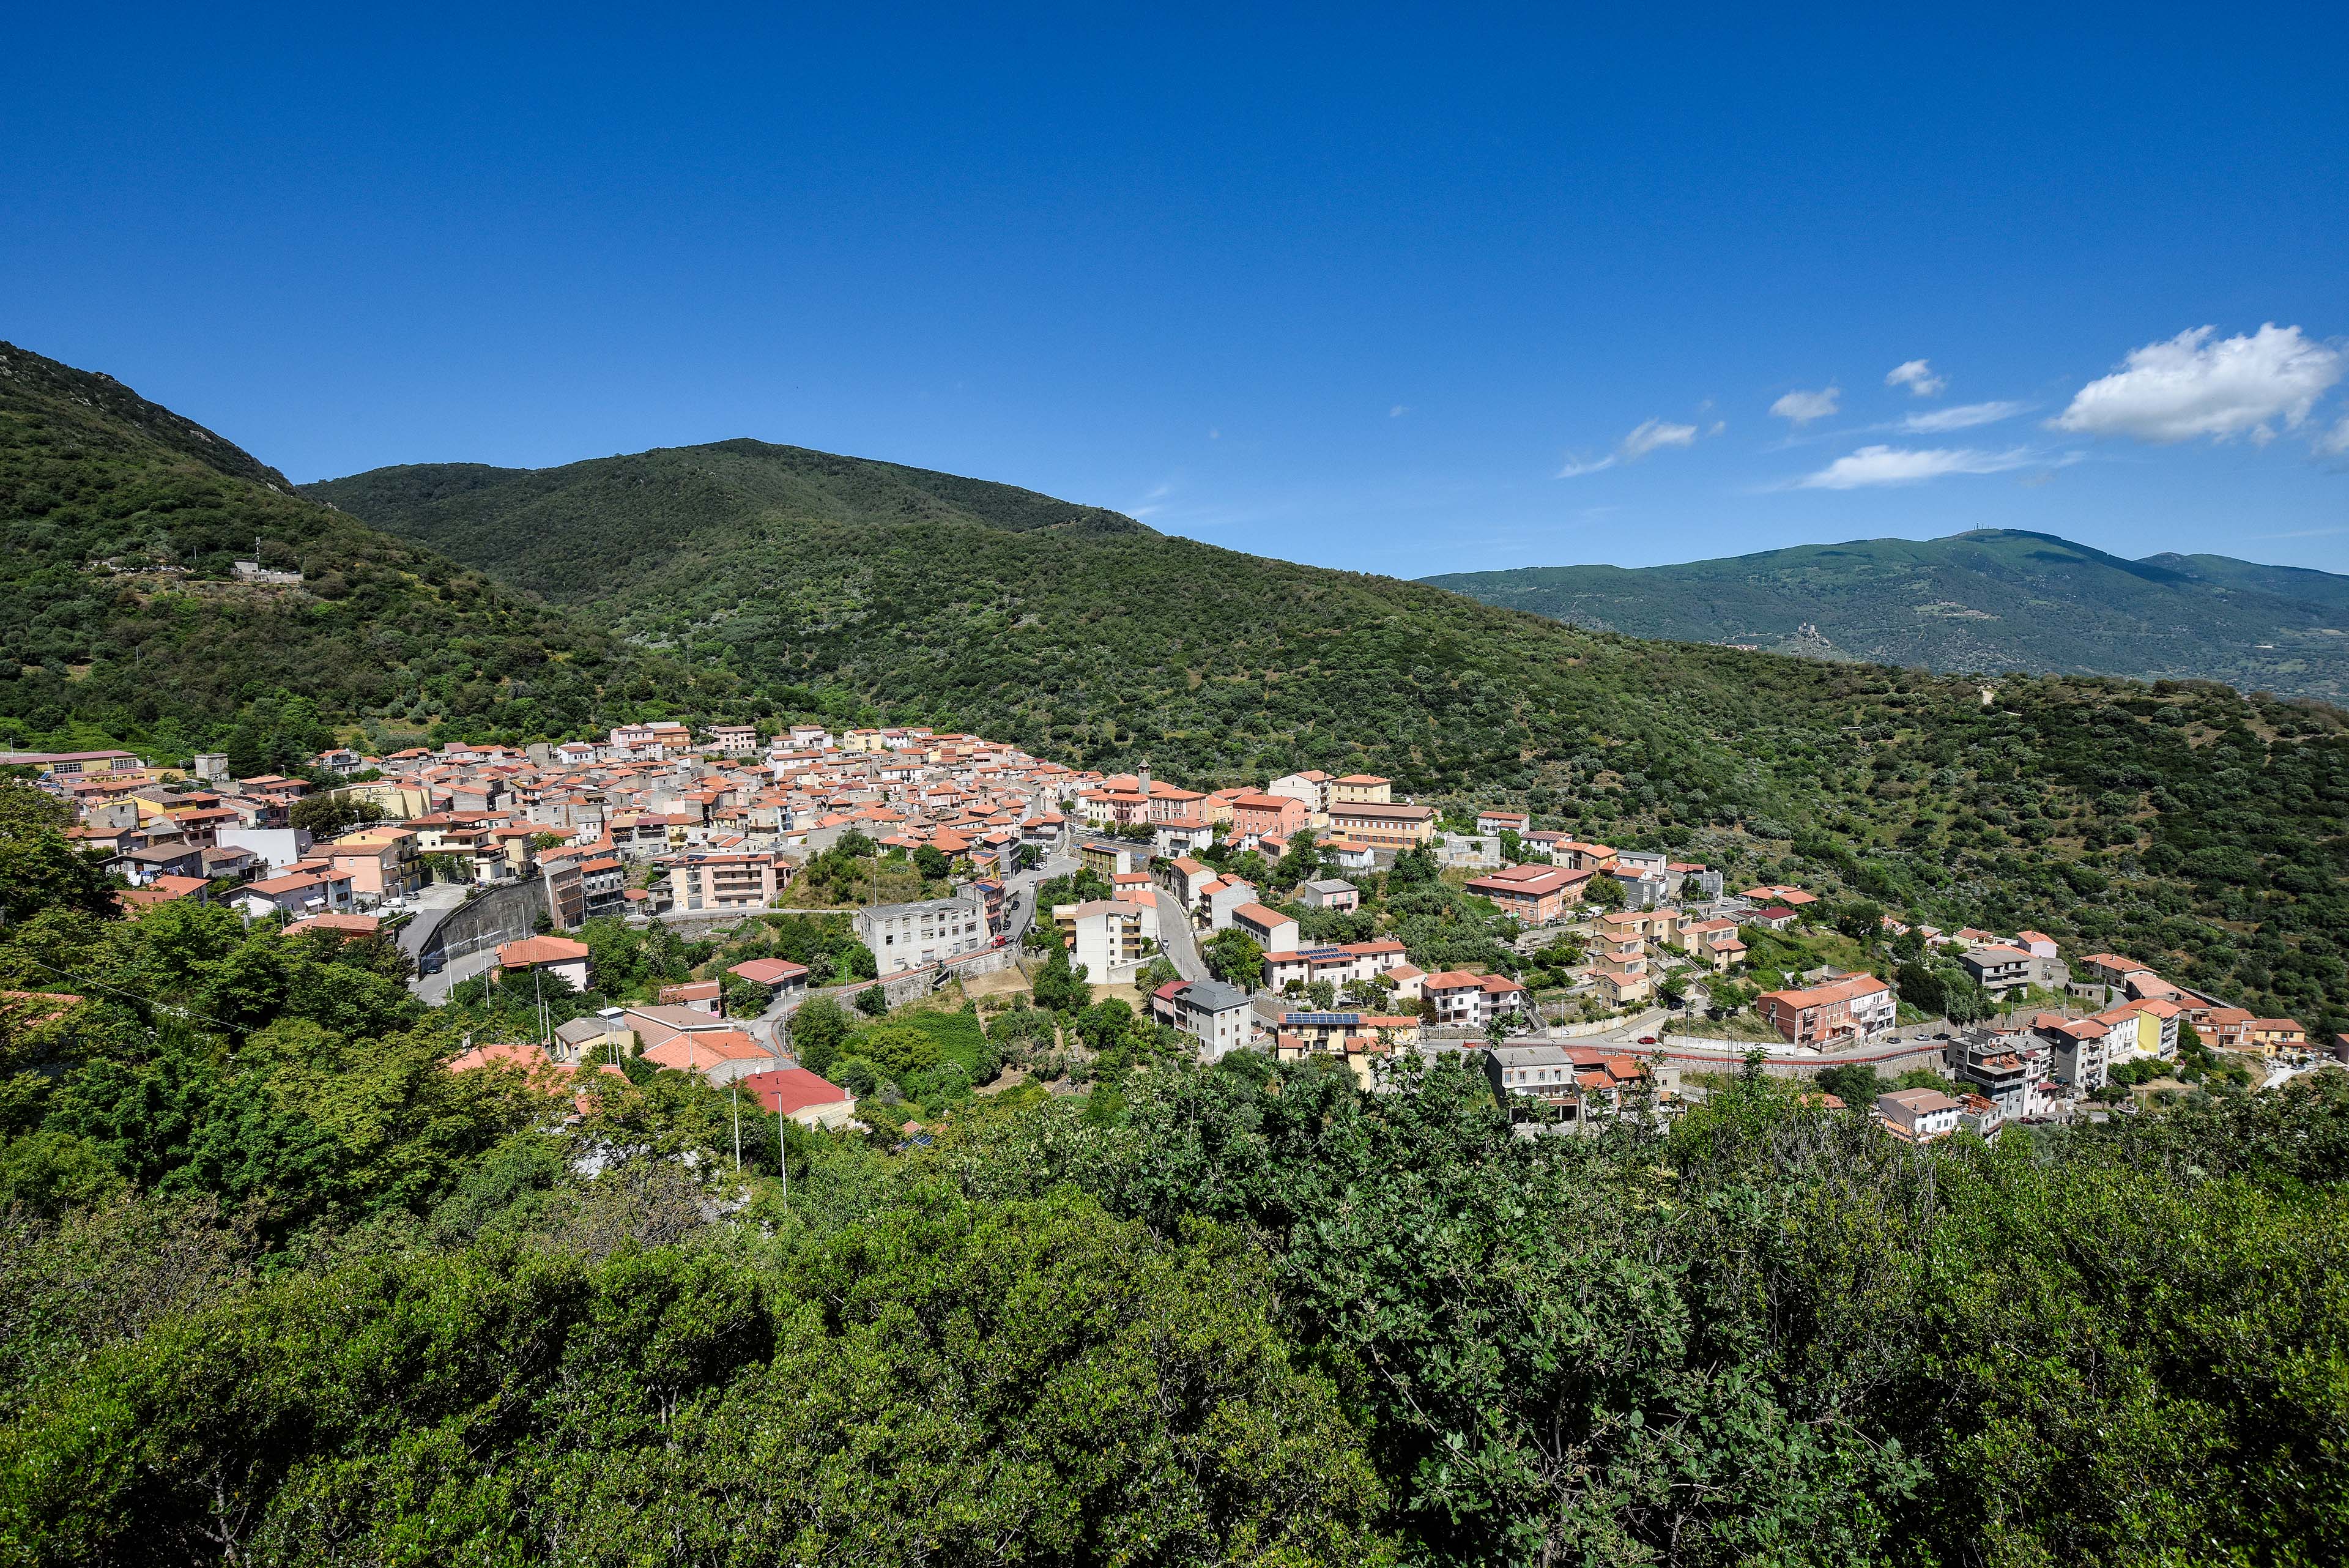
[1424,529,2349,702]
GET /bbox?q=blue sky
[7,5,2345,576]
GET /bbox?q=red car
[1638,1035,1658,1045]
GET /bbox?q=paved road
[1157,896,1207,983]
[395,882,471,960]
[414,945,500,1005]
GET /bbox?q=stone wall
[1658,1036,1951,1079]
[810,942,1030,1011]
[416,880,551,976]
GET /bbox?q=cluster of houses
[13,736,2318,1132]
[10,725,1093,973]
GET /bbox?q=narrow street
[1157,893,1206,982]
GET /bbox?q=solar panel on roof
[1285,1013,1363,1027]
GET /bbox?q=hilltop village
[9,721,2327,1142]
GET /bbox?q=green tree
[1813,1063,1883,1106]
[1032,946,1093,1014]
[1831,898,1886,943]
[720,976,769,1019]
[789,994,855,1075]
[288,790,385,839]
[1203,929,1265,990]
[0,782,117,925]
[850,1020,944,1085]
[1075,998,1137,1052]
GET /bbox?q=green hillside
[1425,530,2349,700]
[313,446,2349,1033]
[303,441,1143,604]
[0,342,711,768]
[4,341,2346,1028]
[8,349,2349,1562]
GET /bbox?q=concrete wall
[811,942,1028,1013]
[1658,1037,1951,1079]
[416,880,552,975]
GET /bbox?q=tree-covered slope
[316,444,2349,1030]
[10,346,2348,1030]
[302,441,1144,604]
[1425,529,2349,701]
[6,775,2349,1565]
[0,342,691,765]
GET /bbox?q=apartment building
[1943,1028,2056,1120]
[663,851,793,913]
[1961,944,2035,996]
[1590,915,1652,1006]
[1149,978,1256,1060]
[497,935,592,992]
[1465,863,1592,925]
[1422,970,1529,1030]
[1329,773,1391,805]
[1295,877,1360,911]
[1230,901,1301,954]
[856,896,991,974]
[1066,899,1152,980]
[1265,770,1334,818]
[2031,1013,2111,1092]
[1756,973,1895,1046]
[1228,792,1311,843]
[1485,1043,1649,1126]
[1326,801,1436,849]
[1876,1088,1961,1144]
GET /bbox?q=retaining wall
[416,880,552,976]
[1657,1036,1950,1079]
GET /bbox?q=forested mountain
[7,351,2349,1564]
[1427,529,2349,701]
[0,341,695,770]
[6,342,2348,1028]
[308,440,2349,1031]
[302,441,1143,605]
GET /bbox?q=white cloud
[1901,399,2029,433]
[2317,413,2349,459]
[1708,420,1726,436]
[1797,444,2035,489]
[1770,386,1841,425]
[1557,415,1704,478]
[2052,323,2342,444]
[1619,417,1698,459]
[1389,404,1409,418]
[1886,359,1948,396]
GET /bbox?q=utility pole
[731,1079,741,1173]
[778,1094,789,1208]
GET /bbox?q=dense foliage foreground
[5,1001,2348,1565]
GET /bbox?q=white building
[1064,899,1153,983]
[1155,978,1255,1060]
[1876,1088,1961,1143]
[855,895,991,974]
